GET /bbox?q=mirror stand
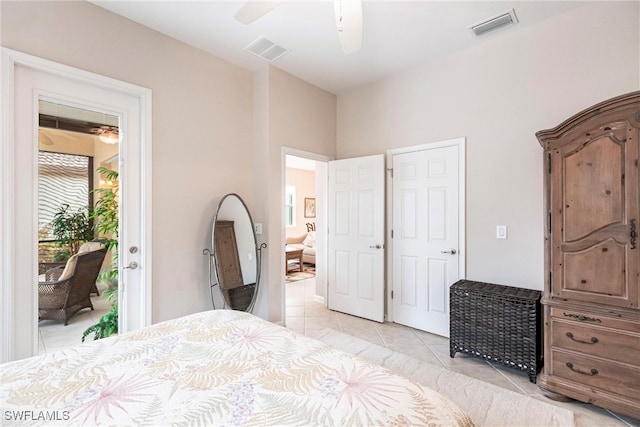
[202,242,267,311]
[202,193,267,312]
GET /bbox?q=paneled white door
[2,51,151,361]
[327,154,385,322]
[391,144,460,336]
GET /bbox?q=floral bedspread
[1,310,473,426]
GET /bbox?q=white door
[391,143,461,337]
[2,53,151,361]
[327,154,385,322]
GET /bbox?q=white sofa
[285,231,316,265]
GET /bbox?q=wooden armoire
[536,92,640,419]
[214,220,244,291]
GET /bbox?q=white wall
[1,1,254,322]
[336,2,640,290]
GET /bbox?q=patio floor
[38,282,112,354]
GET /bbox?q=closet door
[549,120,639,308]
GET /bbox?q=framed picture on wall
[304,198,316,218]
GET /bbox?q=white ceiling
[90,1,590,95]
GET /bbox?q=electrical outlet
[254,223,263,235]
[496,225,508,239]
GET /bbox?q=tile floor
[285,278,639,427]
[39,278,638,426]
[38,282,112,354]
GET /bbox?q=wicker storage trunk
[449,280,542,383]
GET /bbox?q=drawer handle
[566,362,598,376]
[566,332,598,344]
[562,312,602,323]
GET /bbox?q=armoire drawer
[550,307,640,333]
[551,320,640,365]
[550,350,640,397]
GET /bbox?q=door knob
[124,261,138,270]
[369,244,382,249]
[441,249,457,255]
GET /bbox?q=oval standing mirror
[209,193,260,312]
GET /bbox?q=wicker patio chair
[38,247,107,325]
[77,241,107,296]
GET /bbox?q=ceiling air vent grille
[469,9,518,37]
[245,36,290,63]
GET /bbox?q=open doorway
[283,152,328,332]
[284,156,317,281]
[37,100,120,354]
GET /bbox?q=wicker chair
[77,241,107,296]
[38,247,107,325]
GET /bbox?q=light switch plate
[254,223,263,235]
[496,225,507,239]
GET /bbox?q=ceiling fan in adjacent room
[234,0,363,54]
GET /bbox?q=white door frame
[385,137,466,323]
[281,147,331,325]
[1,48,153,362]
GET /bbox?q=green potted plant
[92,167,119,284]
[82,287,118,342]
[51,203,93,259]
[82,167,120,341]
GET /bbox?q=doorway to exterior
[36,101,121,354]
[1,49,152,362]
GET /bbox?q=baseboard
[314,295,324,304]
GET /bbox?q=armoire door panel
[562,136,624,242]
[562,238,626,302]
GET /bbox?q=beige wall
[1,0,338,325]
[336,2,640,291]
[6,0,635,326]
[252,66,336,321]
[286,167,316,238]
[2,0,255,322]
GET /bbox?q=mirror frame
[210,193,260,312]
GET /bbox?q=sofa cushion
[303,231,316,247]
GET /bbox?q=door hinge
[387,168,393,178]
[391,290,394,299]
[391,229,394,238]
[547,152,552,174]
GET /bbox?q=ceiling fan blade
[234,1,281,25]
[334,0,362,54]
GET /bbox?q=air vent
[469,9,518,37]
[244,36,290,63]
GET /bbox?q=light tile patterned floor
[285,278,639,427]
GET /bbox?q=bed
[1,310,473,426]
